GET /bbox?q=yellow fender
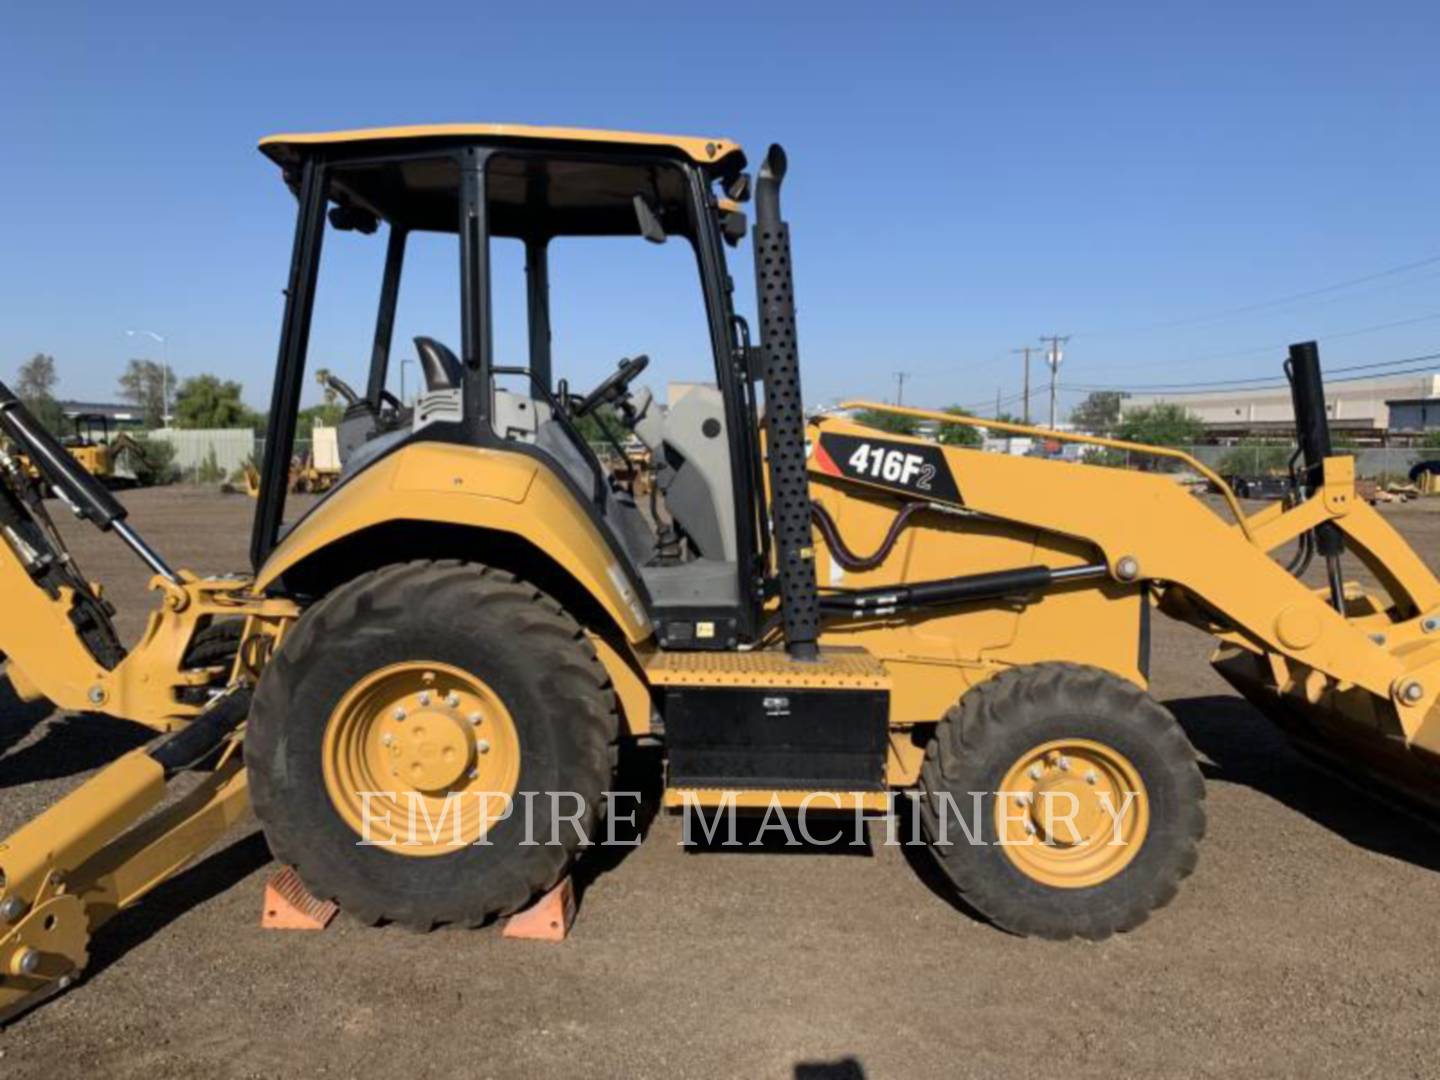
[254,441,653,644]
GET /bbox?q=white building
[1121,371,1440,438]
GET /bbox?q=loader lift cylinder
[1286,340,1345,611]
[753,145,821,660]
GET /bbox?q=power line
[1066,351,1440,395]
[1077,310,1440,377]
[1074,253,1440,339]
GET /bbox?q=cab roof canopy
[259,124,746,238]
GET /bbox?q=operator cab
[255,126,763,647]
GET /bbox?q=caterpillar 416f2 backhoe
[2,125,1438,1022]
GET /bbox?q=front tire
[246,560,618,928]
[918,663,1205,940]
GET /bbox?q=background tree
[1070,390,1124,434]
[125,434,179,486]
[936,405,982,447]
[15,353,66,433]
[1217,440,1291,476]
[296,402,345,443]
[571,405,627,446]
[1112,403,1205,471]
[1114,403,1204,448]
[173,374,256,429]
[852,408,919,436]
[1421,430,1440,450]
[118,358,177,428]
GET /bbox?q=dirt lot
[2,486,1438,1079]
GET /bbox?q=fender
[254,441,653,643]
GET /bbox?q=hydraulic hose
[810,501,927,572]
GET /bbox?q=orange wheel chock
[261,866,339,931]
[502,875,576,942]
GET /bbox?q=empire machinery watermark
[353,789,1142,850]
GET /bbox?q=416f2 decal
[813,431,962,503]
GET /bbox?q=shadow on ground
[1169,694,1440,873]
[572,739,665,902]
[795,1057,866,1079]
[85,830,273,981]
[0,676,59,762]
[0,706,153,788]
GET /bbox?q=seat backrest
[414,336,464,391]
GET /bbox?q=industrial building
[1121,371,1440,441]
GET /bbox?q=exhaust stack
[753,145,820,661]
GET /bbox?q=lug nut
[10,946,40,976]
[418,692,431,707]
[0,896,26,922]
[1085,771,1099,785]
[1028,765,1043,781]
[476,739,491,755]
[445,693,460,708]
[1023,822,1037,836]
[381,734,394,747]
[392,707,407,721]
[1057,756,1071,772]
[468,712,483,726]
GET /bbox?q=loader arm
[822,404,1440,741]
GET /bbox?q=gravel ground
[2,487,1438,1079]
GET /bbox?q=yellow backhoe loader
[15,412,148,490]
[2,124,1438,1023]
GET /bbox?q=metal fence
[151,428,257,481]
[1181,445,1435,481]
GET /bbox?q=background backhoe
[1,124,1437,1023]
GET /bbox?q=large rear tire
[246,561,618,928]
[918,663,1205,940]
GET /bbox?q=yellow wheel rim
[995,738,1148,889]
[322,661,521,857]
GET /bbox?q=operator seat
[340,335,463,479]
[414,336,464,391]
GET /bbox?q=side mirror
[328,204,379,235]
[633,195,668,244]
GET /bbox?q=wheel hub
[997,738,1149,888]
[322,661,521,856]
[393,707,474,792]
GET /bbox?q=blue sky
[2,1,1437,416]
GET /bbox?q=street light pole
[125,329,169,425]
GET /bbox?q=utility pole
[1039,335,1069,428]
[1011,346,1037,424]
[893,371,911,406]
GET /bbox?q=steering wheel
[572,355,650,418]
